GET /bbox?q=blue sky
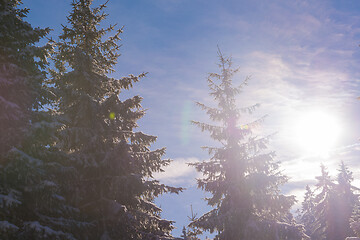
[26,0,360,238]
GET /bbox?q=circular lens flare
[109,112,115,120]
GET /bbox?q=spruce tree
[298,185,316,238]
[311,164,336,240]
[0,0,49,156]
[51,1,182,239]
[181,206,201,240]
[334,161,359,239]
[350,92,360,238]
[189,50,307,240]
[300,163,360,240]
[350,205,360,238]
[0,0,83,239]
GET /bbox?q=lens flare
[109,112,115,120]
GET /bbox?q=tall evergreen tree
[311,164,336,240]
[51,1,182,239]
[298,185,316,238]
[350,204,360,238]
[0,0,83,239]
[189,50,307,240]
[299,162,360,240]
[0,0,49,156]
[350,91,360,238]
[334,161,359,239]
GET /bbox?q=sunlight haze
[12,0,360,238]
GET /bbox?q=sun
[292,110,341,157]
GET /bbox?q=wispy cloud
[154,157,201,187]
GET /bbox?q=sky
[25,0,360,238]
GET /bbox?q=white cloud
[153,157,202,186]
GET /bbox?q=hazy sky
[26,0,360,238]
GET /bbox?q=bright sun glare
[293,110,341,157]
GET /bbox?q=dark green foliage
[50,1,182,239]
[0,0,82,239]
[0,0,51,156]
[0,113,85,240]
[189,50,307,240]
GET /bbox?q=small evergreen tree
[189,50,307,240]
[181,226,188,239]
[0,0,82,239]
[51,1,182,239]
[180,226,200,240]
[182,206,201,240]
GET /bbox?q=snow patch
[0,191,21,208]
[24,221,72,239]
[0,221,19,231]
